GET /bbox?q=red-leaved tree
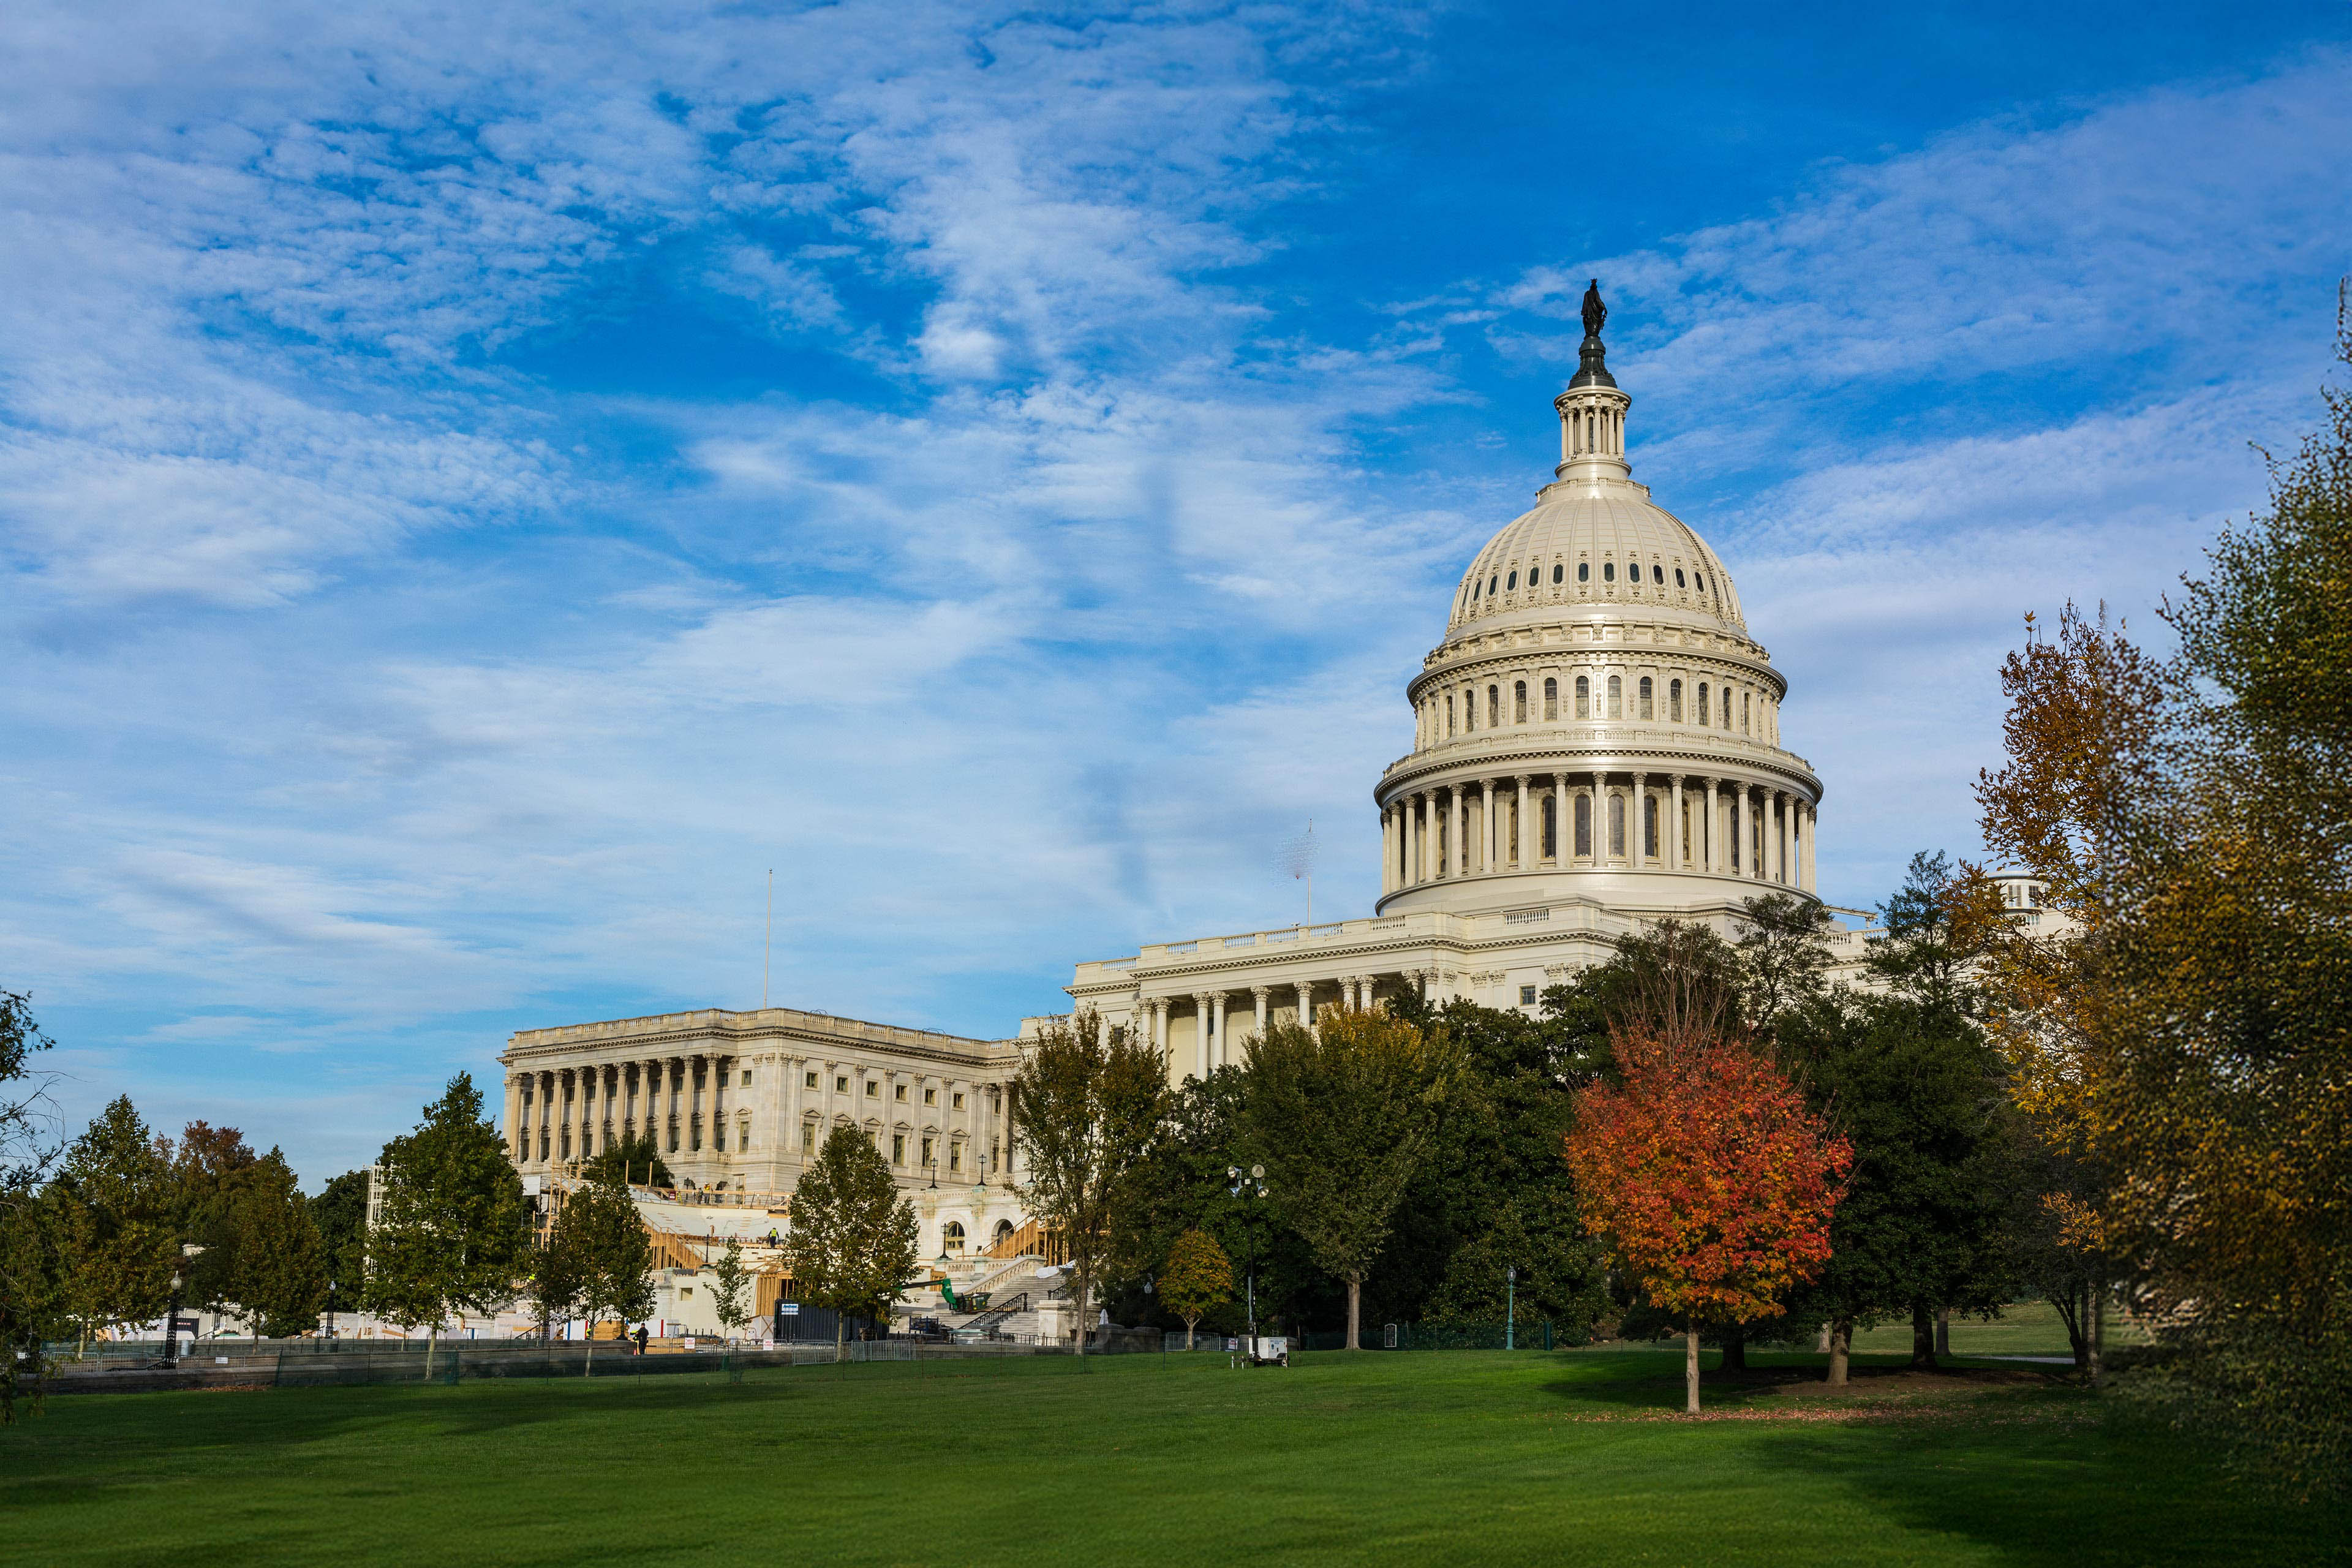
[1565,1029,1852,1412]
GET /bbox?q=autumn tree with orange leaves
[1564,1029,1850,1413]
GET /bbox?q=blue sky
[6,1,2350,1182]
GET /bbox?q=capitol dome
[1372,282,1821,921]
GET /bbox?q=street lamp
[1506,1267,1517,1351]
[1226,1164,1268,1355]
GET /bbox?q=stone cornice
[1374,736,1822,804]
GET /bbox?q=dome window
[1653,565,1665,584]
[1506,571,1518,591]
[1602,562,1615,583]
[1551,564,1564,584]
[1578,562,1590,583]
[1471,579,1480,600]
[1675,568,1687,588]
[1490,576,1499,596]
[1574,676,1589,719]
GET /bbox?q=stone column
[1702,778,1720,872]
[1449,787,1465,877]
[1772,793,1787,883]
[1733,786,1751,878]
[1253,986,1270,1040]
[1803,801,1819,892]
[503,1076,523,1159]
[1297,981,1314,1031]
[1553,774,1569,865]
[1211,993,1229,1070]
[1515,775,1531,869]
[1670,776,1686,871]
[1631,772,1648,864]
[1193,994,1213,1080]
[1592,769,1607,864]
[1381,803,1395,894]
[1479,778,1494,872]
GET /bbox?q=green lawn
[6,1347,2340,1567]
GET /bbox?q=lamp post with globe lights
[1226,1164,1268,1355]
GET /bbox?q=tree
[224,1151,327,1338]
[1733,892,1839,1036]
[0,989,63,1421]
[1564,1028,1851,1412]
[160,1120,260,1325]
[581,1131,673,1190]
[1243,1006,1452,1349]
[1158,1229,1232,1348]
[53,1097,175,1354]
[709,1237,754,1342]
[309,1171,370,1332]
[542,1171,654,1371]
[1011,1008,1170,1354]
[363,1074,529,1377]
[783,1125,918,1360]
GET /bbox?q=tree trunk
[1074,1264,1090,1357]
[1346,1276,1362,1350]
[1721,1324,1747,1372]
[835,1311,846,1363]
[1685,1322,1701,1414]
[1936,1306,1951,1358]
[585,1324,595,1376]
[424,1325,438,1382]
[1184,1316,1196,1351]
[1909,1300,1937,1369]
[1826,1317,1853,1385]
[2087,1274,2105,1387]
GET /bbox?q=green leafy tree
[224,1151,327,1338]
[309,1170,370,1331]
[784,1126,918,1359]
[581,1131,673,1190]
[709,1237,754,1341]
[543,1172,654,1371]
[364,1074,529,1376]
[1011,1008,1170,1354]
[1158,1229,1232,1348]
[1734,892,1840,1036]
[162,1120,260,1325]
[0,989,64,1421]
[53,1096,175,1354]
[1244,1006,1452,1349]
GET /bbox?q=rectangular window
[1643,794,1659,858]
[741,1071,752,1087]
[805,1071,818,1089]
[952,1092,965,1110]
[921,1136,935,1166]
[738,1125,750,1152]
[1575,794,1593,858]
[836,1076,848,1093]
[894,1084,908,1102]
[1610,794,1626,857]
[667,1125,679,1154]
[1698,682,1709,727]
[801,1123,815,1153]
[990,1142,1002,1172]
[924,1087,937,1106]
[1519,985,1537,1006]
[949,1143,962,1173]
[1670,679,1683,722]
[1447,695,1456,736]
[1544,677,1557,720]
[891,1134,905,1164]
[866,1081,880,1099]
[1607,676,1623,719]
[1488,686,1500,726]
[1575,676,1589,719]
[1513,681,1526,723]
[1639,676,1653,720]
[1743,693,1751,734]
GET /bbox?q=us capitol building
[494,288,1879,1261]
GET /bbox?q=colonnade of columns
[1380,773,1817,892]
[510,1055,730,1166]
[1133,970,1433,1080]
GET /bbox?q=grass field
[8,1341,2342,1567]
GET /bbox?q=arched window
[1490,576,1499,596]
[1743,693,1751,734]
[992,1219,1015,1246]
[1471,578,1481,600]
[1697,682,1709,727]
[1675,568,1687,588]
[942,1221,967,1255]
[1638,677,1653,720]
[1670,679,1683,722]
[1643,793,1659,858]
[1653,564,1665,584]
[1603,561,1616,583]
[1506,570,1518,591]
[1575,676,1589,718]
[1575,793,1593,858]
[1578,562,1590,582]
[1544,677,1558,720]
[1542,796,1557,859]
[1487,685,1500,727]
[1513,680,1527,723]
[1464,688,1476,731]
[1607,675,1623,719]
[1552,564,1564,584]
[1609,793,1626,858]
[1446,695,1456,736]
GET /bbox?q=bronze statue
[1581,279,1606,339]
